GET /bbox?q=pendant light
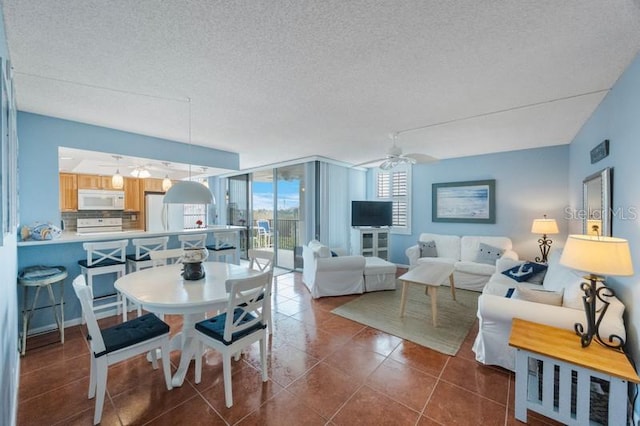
[130,166,151,179]
[163,98,214,205]
[161,162,172,192]
[111,155,124,189]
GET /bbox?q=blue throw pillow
[330,250,339,257]
[505,288,515,298]
[502,262,548,283]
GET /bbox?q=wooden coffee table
[398,263,455,326]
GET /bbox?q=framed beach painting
[432,179,496,223]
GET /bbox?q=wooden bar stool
[78,240,129,322]
[17,265,68,355]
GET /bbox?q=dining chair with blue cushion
[206,233,238,264]
[190,272,270,408]
[179,233,207,249]
[78,239,129,322]
[127,236,169,273]
[248,249,274,334]
[72,275,172,425]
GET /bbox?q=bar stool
[78,239,129,322]
[179,233,207,249]
[17,265,67,356]
[126,236,169,273]
[206,233,238,264]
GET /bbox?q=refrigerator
[145,193,184,232]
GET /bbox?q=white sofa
[472,251,626,371]
[302,240,366,298]
[405,233,518,292]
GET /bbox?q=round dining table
[114,261,262,386]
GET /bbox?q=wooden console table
[509,318,639,425]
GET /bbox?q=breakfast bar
[17,225,245,336]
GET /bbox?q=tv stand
[351,227,389,260]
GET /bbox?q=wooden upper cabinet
[124,177,141,211]
[143,178,166,193]
[77,174,116,190]
[59,173,78,211]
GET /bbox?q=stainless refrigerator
[145,193,184,232]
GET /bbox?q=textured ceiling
[3,0,640,171]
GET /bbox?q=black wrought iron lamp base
[535,234,553,263]
[574,275,625,349]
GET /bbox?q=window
[375,164,411,234]
[184,204,207,229]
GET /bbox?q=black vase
[182,262,205,280]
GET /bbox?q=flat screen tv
[351,201,393,227]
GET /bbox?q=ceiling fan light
[163,180,214,204]
[111,169,124,189]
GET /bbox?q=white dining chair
[78,239,129,322]
[248,249,274,334]
[179,233,207,249]
[190,272,270,408]
[126,236,169,273]
[149,248,184,267]
[72,275,173,425]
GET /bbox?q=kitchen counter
[17,225,245,246]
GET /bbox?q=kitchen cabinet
[143,178,166,193]
[59,173,78,211]
[77,174,115,190]
[124,177,141,211]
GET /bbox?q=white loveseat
[302,240,366,298]
[472,251,626,371]
[405,233,518,291]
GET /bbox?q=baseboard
[26,305,132,337]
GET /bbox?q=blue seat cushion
[195,308,265,345]
[78,258,126,268]
[206,244,236,251]
[126,253,151,262]
[95,313,169,357]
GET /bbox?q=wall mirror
[583,167,612,236]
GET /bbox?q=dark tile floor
[17,272,562,425]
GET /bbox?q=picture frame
[432,179,496,223]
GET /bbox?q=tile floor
[17,272,563,425]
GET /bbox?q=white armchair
[302,240,366,298]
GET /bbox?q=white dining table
[114,261,262,386]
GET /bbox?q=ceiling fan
[354,133,438,170]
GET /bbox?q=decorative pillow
[505,288,515,298]
[419,240,438,258]
[475,243,504,265]
[502,262,548,283]
[512,285,563,306]
[563,278,607,312]
[330,250,339,257]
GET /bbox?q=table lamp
[531,215,559,263]
[559,234,634,348]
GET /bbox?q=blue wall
[0,11,19,426]
[567,52,640,415]
[17,112,239,226]
[382,145,570,264]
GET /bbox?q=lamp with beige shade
[560,234,634,348]
[531,215,559,263]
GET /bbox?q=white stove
[77,218,123,234]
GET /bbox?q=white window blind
[376,165,411,234]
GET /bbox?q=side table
[17,265,67,355]
[509,318,640,425]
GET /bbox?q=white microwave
[78,189,125,210]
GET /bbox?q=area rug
[331,283,479,356]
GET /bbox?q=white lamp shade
[131,168,151,178]
[163,180,214,204]
[111,171,124,189]
[531,218,559,234]
[560,234,634,277]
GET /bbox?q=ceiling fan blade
[404,153,438,164]
[352,157,387,168]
